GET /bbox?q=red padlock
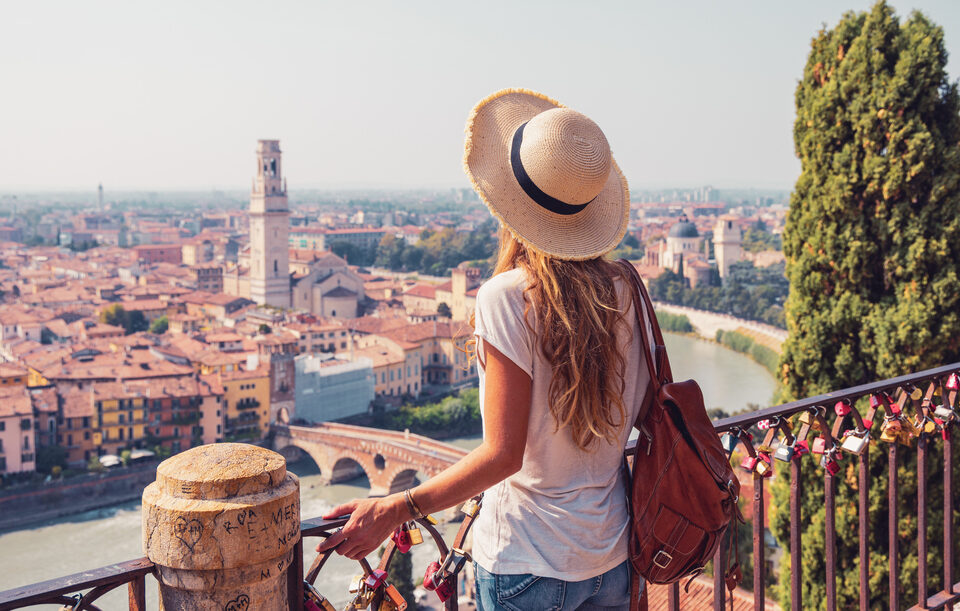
[834,400,851,417]
[364,569,388,591]
[434,577,455,603]
[423,562,441,591]
[946,373,960,391]
[794,439,810,457]
[739,455,758,472]
[392,527,412,553]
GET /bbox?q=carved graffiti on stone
[224,594,250,611]
[173,516,203,551]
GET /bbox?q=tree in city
[99,304,149,335]
[258,323,272,335]
[149,315,169,334]
[436,302,452,318]
[771,3,960,608]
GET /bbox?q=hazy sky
[2,1,958,192]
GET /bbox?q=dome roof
[668,215,699,238]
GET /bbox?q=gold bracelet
[404,488,424,520]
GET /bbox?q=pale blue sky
[2,1,958,191]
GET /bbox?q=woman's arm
[316,341,531,560]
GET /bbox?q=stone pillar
[143,443,300,610]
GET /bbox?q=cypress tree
[771,2,960,608]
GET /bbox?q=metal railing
[1,362,958,610]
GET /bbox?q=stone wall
[0,462,158,531]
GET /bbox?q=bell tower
[249,140,290,308]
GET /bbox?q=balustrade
[1,362,958,610]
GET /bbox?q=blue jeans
[474,560,640,610]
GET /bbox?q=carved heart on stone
[173,516,203,551]
[225,594,250,611]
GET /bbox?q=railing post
[790,459,802,611]
[945,428,955,596]
[858,447,869,611]
[127,575,145,611]
[142,443,301,609]
[825,470,837,611]
[753,473,765,610]
[713,532,726,611]
[918,433,929,607]
[889,444,899,610]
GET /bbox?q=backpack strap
[616,259,673,431]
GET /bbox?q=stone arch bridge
[272,422,469,496]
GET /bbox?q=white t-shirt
[471,267,654,581]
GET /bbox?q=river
[0,333,775,608]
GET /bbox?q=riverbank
[0,462,159,533]
[653,302,787,352]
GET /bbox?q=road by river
[0,332,775,608]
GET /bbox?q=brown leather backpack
[616,260,742,610]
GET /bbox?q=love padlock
[740,455,758,472]
[946,373,960,392]
[720,432,740,454]
[422,561,442,591]
[840,430,870,455]
[834,400,851,417]
[391,526,411,553]
[773,443,794,462]
[811,436,827,455]
[755,453,773,478]
[794,439,810,457]
[434,577,456,603]
[820,451,841,476]
[364,569,389,591]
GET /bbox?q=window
[23,436,29,450]
[48,420,54,433]
[82,417,90,429]
[84,431,90,440]
[0,457,5,471]
[390,370,395,382]
[341,342,346,349]
[20,418,30,430]
[67,434,73,446]
[118,428,124,440]
[0,421,4,432]
[21,452,33,463]
[119,414,125,424]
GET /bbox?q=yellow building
[92,382,148,455]
[0,363,27,386]
[221,364,270,441]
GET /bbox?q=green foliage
[774,3,960,608]
[715,330,779,375]
[372,388,481,438]
[99,304,149,335]
[742,221,783,253]
[330,240,377,267]
[120,449,132,467]
[86,454,105,472]
[259,323,272,335]
[654,310,694,333]
[149,315,169,334]
[648,262,788,328]
[374,220,497,276]
[35,445,68,475]
[436,302,452,318]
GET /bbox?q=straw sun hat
[463,88,629,261]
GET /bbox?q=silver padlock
[840,430,870,455]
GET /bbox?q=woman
[318,89,652,610]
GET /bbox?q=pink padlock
[434,578,455,603]
[392,527,412,554]
[947,372,960,391]
[364,569,388,591]
[423,562,441,591]
[834,400,851,417]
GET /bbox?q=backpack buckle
[653,550,673,569]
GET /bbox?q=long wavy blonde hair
[474,227,630,450]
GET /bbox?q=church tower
[249,140,290,308]
[713,216,742,284]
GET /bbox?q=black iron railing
[1,362,958,610]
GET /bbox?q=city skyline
[3,0,959,191]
